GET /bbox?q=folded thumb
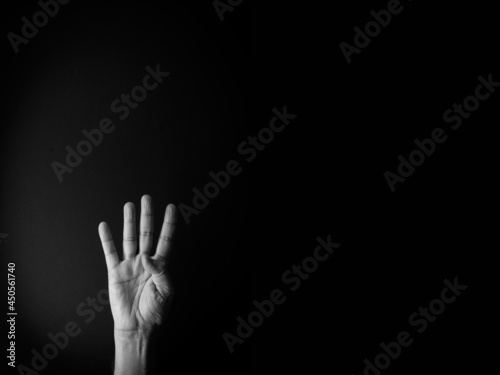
[141,254,163,276]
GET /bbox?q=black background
[0,0,496,374]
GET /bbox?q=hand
[98,195,178,335]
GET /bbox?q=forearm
[113,330,157,375]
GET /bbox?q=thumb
[141,254,171,294]
[141,254,164,276]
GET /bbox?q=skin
[98,195,178,375]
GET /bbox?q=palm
[99,196,177,333]
[109,258,168,330]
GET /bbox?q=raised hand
[98,195,178,335]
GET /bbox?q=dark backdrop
[1,0,495,374]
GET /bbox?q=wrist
[114,329,157,375]
[114,327,155,342]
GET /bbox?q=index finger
[155,204,178,261]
